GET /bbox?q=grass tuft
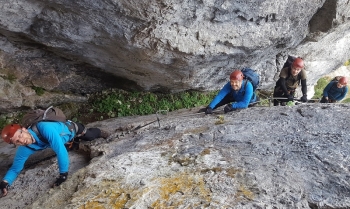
[89,89,219,118]
[313,77,331,99]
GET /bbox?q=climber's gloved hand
[205,107,213,114]
[224,104,235,113]
[0,180,9,197]
[65,139,80,151]
[53,172,68,187]
[287,94,294,102]
[324,97,329,103]
[300,95,307,102]
[71,140,80,150]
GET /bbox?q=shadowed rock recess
[0,104,350,208]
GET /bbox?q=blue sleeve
[323,82,334,97]
[232,81,253,109]
[208,82,232,109]
[37,123,70,174]
[336,86,348,101]
[3,146,35,185]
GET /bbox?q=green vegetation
[70,89,274,124]
[313,77,330,99]
[31,86,45,96]
[0,88,273,130]
[9,74,350,129]
[287,101,295,106]
[255,90,273,106]
[0,113,21,130]
[0,118,7,130]
[313,58,350,100]
[313,76,350,103]
[0,73,17,83]
[345,59,350,66]
[91,89,218,117]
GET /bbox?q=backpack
[21,106,68,143]
[331,76,342,82]
[282,55,296,69]
[241,67,260,92]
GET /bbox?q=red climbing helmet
[339,77,348,85]
[230,70,244,81]
[292,58,304,69]
[1,124,21,144]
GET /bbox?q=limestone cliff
[0,0,350,111]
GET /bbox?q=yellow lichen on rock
[236,185,254,200]
[215,115,225,125]
[151,173,212,208]
[78,181,130,209]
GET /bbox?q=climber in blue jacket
[321,76,348,103]
[0,121,110,197]
[203,70,258,114]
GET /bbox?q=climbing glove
[224,104,235,113]
[205,107,213,114]
[0,181,9,197]
[65,138,80,151]
[287,94,294,102]
[54,172,68,187]
[300,95,307,102]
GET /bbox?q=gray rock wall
[0,0,350,110]
[1,104,350,208]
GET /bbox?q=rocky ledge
[1,103,350,208]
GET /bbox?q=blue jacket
[4,121,75,185]
[209,80,257,109]
[323,81,348,101]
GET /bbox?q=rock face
[0,0,350,111]
[1,103,350,208]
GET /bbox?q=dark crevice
[309,0,337,33]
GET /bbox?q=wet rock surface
[1,103,350,208]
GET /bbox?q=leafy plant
[287,101,295,106]
[90,89,218,118]
[74,88,282,124]
[31,86,45,96]
[255,91,273,106]
[313,77,331,99]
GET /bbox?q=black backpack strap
[285,67,292,84]
[242,79,248,96]
[287,67,291,80]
